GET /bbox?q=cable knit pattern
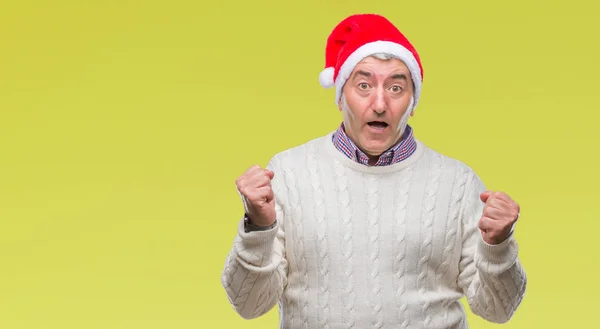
[283,152,309,329]
[307,142,330,329]
[418,153,442,327]
[510,261,527,309]
[221,131,527,329]
[251,271,272,318]
[393,164,413,328]
[221,251,237,291]
[333,157,356,329]
[366,174,383,328]
[233,268,260,312]
[440,163,469,323]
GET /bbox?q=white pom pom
[318,67,335,88]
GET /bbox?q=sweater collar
[332,122,417,166]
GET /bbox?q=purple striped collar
[332,122,417,166]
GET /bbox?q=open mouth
[367,121,389,129]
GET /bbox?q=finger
[245,165,264,177]
[236,165,261,184]
[479,216,507,234]
[485,196,519,217]
[483,206,512,222]
[493,193,521,214]
[260,185,275,202]
[265,169,275,180]
[478,216,494,232]
[244,171,273,189]
[482,208,519,228]
[492,192,514,204]
[246,186,274,204]
[485,196,512,212]
[238,167,270,186]
[512,200,521,216]
[480,191,492,203]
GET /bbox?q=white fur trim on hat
[334,41,422,109]
[319,67,335,88]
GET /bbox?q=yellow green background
[1,0,598,328]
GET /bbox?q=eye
[390,85,403,93]
[358,83,369,90]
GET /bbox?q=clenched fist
[478,191,520,245]
[235,165,276,227]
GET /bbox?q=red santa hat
[319,14,424,111]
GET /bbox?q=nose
[372,88,387,114]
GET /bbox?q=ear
[410,110,414,117]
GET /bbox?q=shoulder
[417,140,487,212]
[265,132,334,200]
[267,132,334,169]
[416,139,481,183]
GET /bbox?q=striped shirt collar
[332,122,417,166]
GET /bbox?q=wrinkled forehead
[345,56,413,87]
[352,55,411,77]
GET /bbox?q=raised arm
[457,172,527,323]
[220,160,288,319]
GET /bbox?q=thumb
[480,191,492,203]
[265,169,275,180]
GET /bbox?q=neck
[367,156,380,166]
[344,126,406,163]
[326,130,426,174]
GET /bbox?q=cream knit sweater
[221,132,527,329]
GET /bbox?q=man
[221,13,526,329]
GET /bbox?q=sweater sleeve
[220,158,288,320]
[457,171,527,323]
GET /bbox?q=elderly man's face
[338,56,414,159]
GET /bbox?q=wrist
[477,233,517,266]
[244,214,277,232]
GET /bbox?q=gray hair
[369,52,395,60]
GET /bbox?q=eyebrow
[390,73,408,81]
[352,70,371,79]
[352,70,408,82]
